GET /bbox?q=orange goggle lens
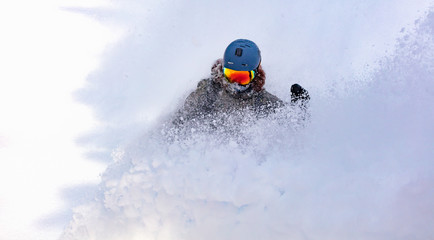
[223,68,255,85]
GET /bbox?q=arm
[290,83,310,106]
[289,83,310,125]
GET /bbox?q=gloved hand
[291,83,310,103]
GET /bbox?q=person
[167,39,309,138]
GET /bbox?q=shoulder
[183,78,221,109]
[196,78,212,91]
[189,78,219,97]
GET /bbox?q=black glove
[291,83,310,103]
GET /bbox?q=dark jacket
[173,59,283,124]
[165,59,308,140]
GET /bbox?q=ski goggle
[223,67,256,85]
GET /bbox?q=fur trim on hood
[211,59,265,92]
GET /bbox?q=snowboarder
[169,39,310,135]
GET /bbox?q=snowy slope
[60,1,434,239]
[1,0,433,240]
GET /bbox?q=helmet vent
[235,48,243,57]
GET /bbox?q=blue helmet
[223,39,261,71]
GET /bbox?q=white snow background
[1,0,433,240]
[0,1,120,239]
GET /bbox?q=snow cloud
[60,1,434,239]
[3,0,432,239]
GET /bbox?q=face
[221,69,254,94]
[225,81,252,93]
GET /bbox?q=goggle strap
[250,70,255,80]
